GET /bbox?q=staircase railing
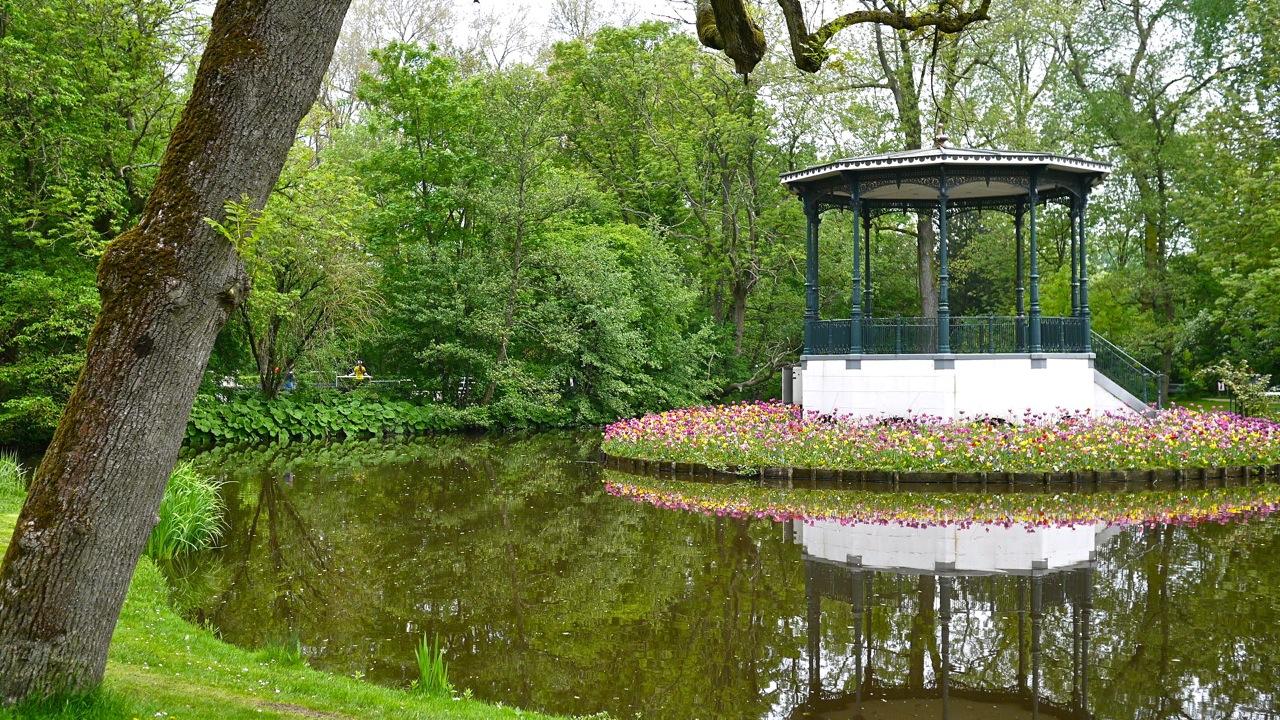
[1091,331,1162,409]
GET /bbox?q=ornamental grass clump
[413,633,452,698]
[145,461,226,560]
[602,402,1280,474]
[0,451,26,508]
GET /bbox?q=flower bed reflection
[604,474,1280,529]
[602,402,1280,473]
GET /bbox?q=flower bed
[604,475,1280,529]
[601,402,1280,474]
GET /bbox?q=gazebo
[779,142,1159,419]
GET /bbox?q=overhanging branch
[699,0,993,75]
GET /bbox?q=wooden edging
[599,452,1280,490]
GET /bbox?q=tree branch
[765,0,993,74]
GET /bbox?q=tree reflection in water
[170,435,1280,719]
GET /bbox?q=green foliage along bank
[185,391,480,447]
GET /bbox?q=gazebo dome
[780,147,1112,205]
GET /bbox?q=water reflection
[791,520,1112,719]
[175,434,1280,720]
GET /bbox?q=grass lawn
[1174,396,1233,412]
[0,506,576,720]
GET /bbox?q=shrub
[185,391,480,447]
[145,461,226,560]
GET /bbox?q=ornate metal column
[1070,199,1080,317]
[938,170,952,354]
[1028,170,1042,353]
[846,173,863,353]
[1015,202,1025,319]
[1078,188,1092,352]
[863,208,873,319]
[803,195,820,355]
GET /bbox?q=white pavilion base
[797,353,1140,420]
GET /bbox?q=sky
[443,0,679,55]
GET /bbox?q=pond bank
[0,512,578,720]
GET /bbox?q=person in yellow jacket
[353,360,367,381]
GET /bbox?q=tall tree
[553,24,803,389]
[0,0,350,703]
[1060,0,1240,401]
[0,0,196,445]
[215,148,379,398]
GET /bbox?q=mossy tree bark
[0,0,350,703]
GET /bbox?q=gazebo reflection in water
[787,519,1119,720]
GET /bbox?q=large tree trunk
[918,216,938,319]
[0,0,349,703]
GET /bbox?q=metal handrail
[1091,331,1162,408]
[1089,332,1154,374]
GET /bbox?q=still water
[174,431,1280,719]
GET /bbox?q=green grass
[1174,396,1234,412]
[0,512,584,719]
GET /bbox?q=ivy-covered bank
[185,391,487,447]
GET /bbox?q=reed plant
[259,632,306,667]
[414,633,452,698]
[0,451,27,510]
[145,461,226,560]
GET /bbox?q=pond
[172,431,1280,719]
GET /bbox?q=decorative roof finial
[935,123,949,149]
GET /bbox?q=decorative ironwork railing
[808,316,1089,355]
[804,317,1161,408]
[865,316,940,354]
[808,319,852,355]
[1091,331,1161,408]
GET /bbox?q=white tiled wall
[800,355,1133,420]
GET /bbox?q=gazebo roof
[780,147,1111,204]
